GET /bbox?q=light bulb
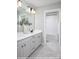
[26,7,31,13]
[32,9,36,14]
[28,8,31,13]
[33,10,36,14]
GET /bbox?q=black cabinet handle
[21,45,24,48]
[21,43,26,48]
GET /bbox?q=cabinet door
[34,33,42,48]
[23,37,32,57]
[30,36,36,52]
[17,40,25,57]
[30,33,42,52]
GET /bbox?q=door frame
[44,8,61,45]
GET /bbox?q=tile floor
[28,38,61,59]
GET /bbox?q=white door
[45,11,60,42]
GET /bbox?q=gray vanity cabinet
[17,32,42,59]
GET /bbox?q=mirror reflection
[17,2,35,33]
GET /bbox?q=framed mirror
[17,7,35,32]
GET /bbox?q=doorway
[44,9,61,45]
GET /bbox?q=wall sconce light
[26,6,36,14]
[26,7,31,13]
[17,0,22,7]
[31,9,36,14]
[30,8,35,14]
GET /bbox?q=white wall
[35,2,61,32]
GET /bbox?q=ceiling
[24,0,61,8]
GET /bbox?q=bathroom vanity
[17,30,42,59]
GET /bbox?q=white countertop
[17,30,42,41]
